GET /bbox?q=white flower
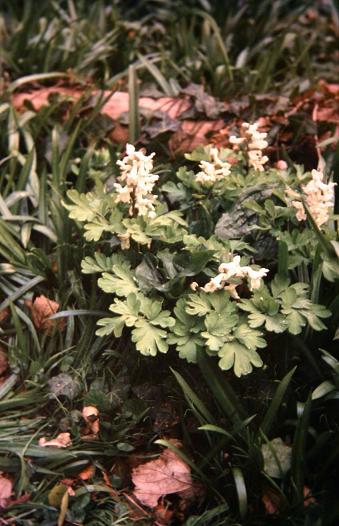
[196,147,231,185]
[244,266,269,290]
[248,150,269,172]
[291,200,307,222]
[230,122,269,171]
[218,255,245,279]
[114,144,159,219]
[118,233,131,250]
[224,283,241,299]
[286,169,336,228]
[190,281,199,291]
[193,255,269,296]
[229,136,245,145]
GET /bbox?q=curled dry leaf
[82,406,100,437]
[39,432,72,448]
[132,443,194,508]
[26,295,65,333]
[0,472,13,508]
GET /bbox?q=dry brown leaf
[0,472,13,508]
[153,502,174,525]
[0,348,9,376]
[0,308,9,325]
[78,464,95,481]
[304,485,316,507]
[132,445,193,508]
[262,492,279,515]
[82,406,100,437]
[26,295,65,333]
[39,432,72,448]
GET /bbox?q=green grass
[1,0,337,96]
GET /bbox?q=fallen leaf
[82,406,100,437]
[0,472,12,508]
[0,308,9,325]
[26,295,65,333]
[0,348,9,376]
[154,502,174,525]
[78,464,95,481]
[48,483,68,507]
[261,438,292,479]
[304,485,316,507]
[58,490,69,526]
[48,373,81,400]
[132,444,193,508]
[262,492,279,515]
[39,432,72,448]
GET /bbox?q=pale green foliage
[63,143,335,377]
[97,293,175,356]
[64,188,187,246]
[239,275,330,336]
[98,264,138,297]
[169,291,267,376]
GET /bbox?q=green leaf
[185,292,211,317]
[132,320,169,356]
[197,348,248,423]
[218,342,263,377]
[109,294,140,327]
[202,311,238,351]
[98,265,138,297]
[302,311,328,331]
[135,256,163,292]
[284,310,305,335]
[63,190,100,222]
[123,218,151,245]
[96,316,125,337]
[291,396,312,497]
[171,368,215,424]
[81,253,126,274]
[83,221,108,241]
[271,274,290,297]
[168,299,204,362]
[261,367,296,436]
[233,324,266,351]
[280,287,297,308]
[312,380,335,400]
[232,467,247,518]
[264,314,287,333]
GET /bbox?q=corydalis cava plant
[64,140,331,377]
[114,144,159,219]
[64,144,186,247]
[230,122,269,172]
[285,169,336,228]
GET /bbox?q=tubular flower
[195,147,231,185]
[193,255,269,296]
[286,169,336,228]
[114,144,159,219]
[230,122,269,171]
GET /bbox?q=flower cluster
[286,169,336,228]
[191,255,269,298]
[230,122,269,172]
[195,147,231,185]
[114,144,159,218]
